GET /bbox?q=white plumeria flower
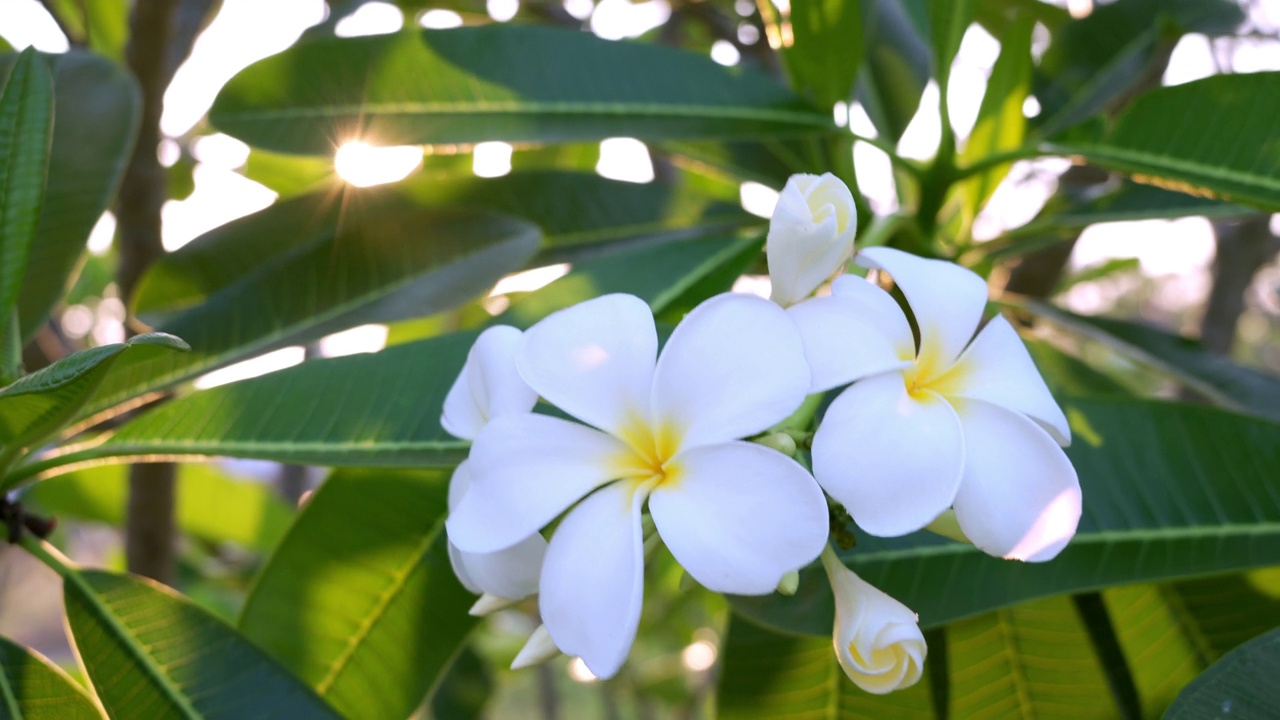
[447,293,829,679]
[767,172,858,308]
[799,247,1081,561]
[821,546,925,694]
[442,326,547,609]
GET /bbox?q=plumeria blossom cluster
[442,172,1082,692]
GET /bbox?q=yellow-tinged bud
[776,570,800,596]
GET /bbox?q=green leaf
[718,614,936,720]
[26,463,292,551]
[209,26,832,154]
[760,0,864,109]
[61,568,342,719]
[926,0,972,100]
[1051,72,1280,210]
[1165,625,1280,719]
[13,233,759,478]
[77,204,540,424]
[1034,0,1243,136]
[858,0,931,142]
[730,398,1280,635]
[1107,570,1280,715]
[132,172,749,318]
[0,635,101,719]
[0,51,140,341]
[0,332,187,451]
[239,468,475,720]
[44,0,128,59]
[1025,302,1280,423]
[496,233,762,329]
[0,48,53,375]
[1055,257,1141,293]
[958,16,1031,221]
[720,572,1280,719]
[429,648,492,720]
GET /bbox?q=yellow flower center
[900,343,968,400]
[612,417,683,489]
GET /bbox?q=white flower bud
[821,547,925,695]
[766,173,858,307]
[511,625,562,669]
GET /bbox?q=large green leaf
[59,568,342,719]
[13,233,757,479]
[239,468,474,720]
[1165,625,1280,719]
[132,172,750,317]
[1108,570,1280,715]
[0,333,187,455]
[720,572,1280,719]
[1051,72,1280,211]
[1034,0,1243,137]
[76,204,540,424]
[760,0,864,109]
[731,398,1280,636]
[0,49,53,368]
[0,635,101,719]
[0,51,139,341]
[1026,302,1280,423]
[209,26,832,154]
[857,0,931,142]
[926,0,971,102]
[26,463,292,551]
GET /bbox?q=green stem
[18,535,77,579]
[849,133,924,178]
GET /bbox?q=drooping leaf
[75,204,540,425]
[731,399,1280,635]
[239,468,475,720]
[26,463,292,551]
[1164,625,1280,719]
[857,0,931,142]
[925,0,972,100]
[1055,257,1140,293]
[209,26,832,154]
[1025,302,1280,423]
[1051,72,1280,211]
[759,0,864,109]
[0,49,53,371]
[0,635,101,719]
[61,568,342,719]
[0,51,140,341]
[0,333,188,453]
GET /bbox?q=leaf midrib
[315,515,446,698]
[65,574,202,720]
[218,101,834,127]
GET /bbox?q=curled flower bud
[766,173,858,308]
[821,546,925,695]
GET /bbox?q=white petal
[945,315,1071,445]
[951,399,1082,562]
[787,295,911,392]
[540,481,649,680]
[650,293,809,448]
[447,413,629,554]
[829,274,916,359]
[855,247,989,368]
[811,373,965,537]
[649,442,827,594]
[518,294,656,435]
[767,173,857,307]
[442,326,536,440]
[448,462,544,599]
[511,625,561,669]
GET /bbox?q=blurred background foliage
[0,0,1279,717]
